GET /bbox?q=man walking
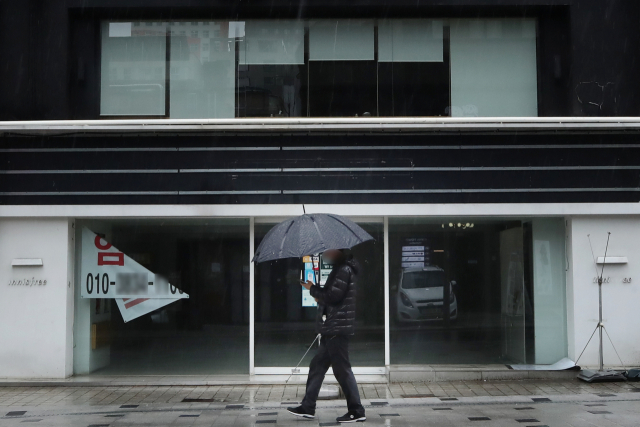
[288,249,366,423]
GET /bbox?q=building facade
[0,0,639,380]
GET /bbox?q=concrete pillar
[0,218,75,378]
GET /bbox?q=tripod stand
[576,232,626,382]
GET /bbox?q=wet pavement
[1,380,640,426]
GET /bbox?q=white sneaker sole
[338,416,366,423]
[287,409,315,419]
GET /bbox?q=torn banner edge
[508,357,580,371]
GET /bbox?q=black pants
[301,335,365,415]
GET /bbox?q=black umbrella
[253,213,374,263]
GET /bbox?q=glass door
[499,225,527,364]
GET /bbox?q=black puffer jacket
[309,258,358,336]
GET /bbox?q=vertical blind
[100,22,167,116]
[239,20,305,65]
[449,19,538,117]
[169,22,236,119]
[308,19,375,61]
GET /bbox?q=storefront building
[1,0,639,380]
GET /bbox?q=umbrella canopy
[253,214,374,263]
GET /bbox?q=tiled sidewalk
[1,382,640,427]
[0,380,638,407]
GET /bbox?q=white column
[567,216,640,368]
[249,217,255,375]
[0,218,75,378]
[384,216,390,367]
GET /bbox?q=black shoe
[287,406,315,419]
[337,411,366,423]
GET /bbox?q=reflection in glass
[389,218,537,365]
[402,269,446,289]
[100,22,167,116]
[397,266,457,323]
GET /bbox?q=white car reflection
[397,266,458,322]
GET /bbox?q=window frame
[97,18,538,120]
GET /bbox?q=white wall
[0,218,75,378]
[567,216,640,367]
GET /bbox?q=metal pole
[598,232,610,372]
[598,277,604,372]
[249,217,255,376]
[383,216,390,367]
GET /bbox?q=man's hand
[301,280,313,290]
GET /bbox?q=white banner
[80,227,188,299]
[115,297,182,323]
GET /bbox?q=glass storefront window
[73,218,250,375]
[100,18,538,118]
[254,221,385,369]
[388,217,566,365]
[72,215,566,376]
